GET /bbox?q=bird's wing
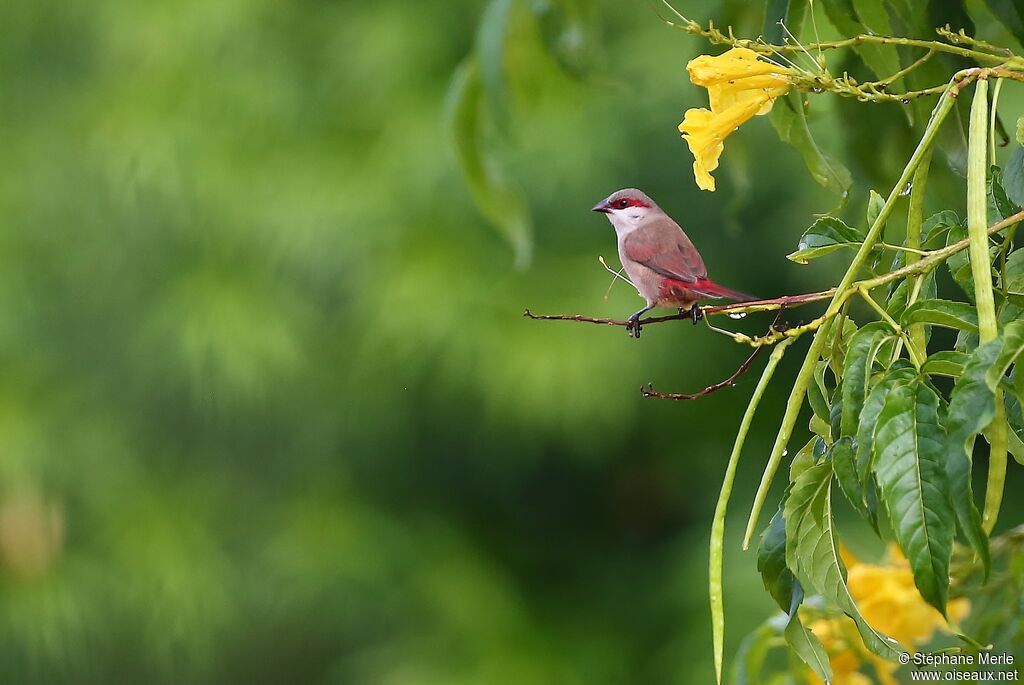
[622,217,707,283]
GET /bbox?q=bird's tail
[693,278,758,302]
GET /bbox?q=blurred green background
[1,1,1022,683]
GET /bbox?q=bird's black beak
[591,199,612,214]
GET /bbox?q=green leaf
[763,0,806,45]
[944,340,999,580]
[758,507,797,613]
[873,380,954,613]
[808,361,832,426]
[986,320,1024,392]
[855,364,917,484]
[921,210,961,249]
[728,623,778,685]
[902,299,979,333]
[841,322,893,437]
[444,60,533,267]
[945,223,984,302]
[770,92,853,200]
[1002,146,1024,212]
[534,0,593,79]
[831,436,870,520]
[851,0,901,80]
[989,166,1019,222]
[477,0,516,132]
[1003,249,1024,293]
[783,607,832,684]
[984,0,1024,53]
[922,350,968,378]
[788,216,865,264]
[867,189,885,229]
[784,458,904,660]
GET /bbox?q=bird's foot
[689,303,704,325]
[626,316,642,339]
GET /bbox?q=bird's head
[592,188,661,231]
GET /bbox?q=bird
[592,188,756,338]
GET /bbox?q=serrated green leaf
[770,92,852,200]
[1003,146,1024,215]
[873,380,954,613]
[788,216,865,264]
[945,341,1000,579]
[856,364,917,484]
[922,350,968,378]
[902,299,979,333]
[841,322,893,437]
[784,459,904,660]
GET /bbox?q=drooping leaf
[807,361,832,427]
[901,299,979,333]
[873,380,954,613]
[788,216,865,264]
[477,0,516,132]
[855,364,917,484]
[922,350,968,378]
[770,92,853,201]
[758,506,797,613]
[841,322,893,437]
[784,457,904,660]
[831,436,870,520]
[783,603,832,685]
[944,341,1000,579]
[866,189,885,229]
[444,60,533,267]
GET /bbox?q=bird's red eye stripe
[611,198,650,209]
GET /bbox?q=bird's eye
[615,199,630,209]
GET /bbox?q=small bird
[592,188,756,338]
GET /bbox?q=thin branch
[641,313,785,401]
[522,289,835,329]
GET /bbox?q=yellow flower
[679,48,792,191]
[805,544,969,685]
[848,544,970,648]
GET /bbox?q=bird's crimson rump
[593,188,755,337]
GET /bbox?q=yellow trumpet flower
[806,544,969,685]
[679,48,793,191]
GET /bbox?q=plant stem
[710,338,794,685]
[906,146,933,360]
[742,79,960,549]
[967,77,1008,532]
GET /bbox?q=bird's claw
[626,317,642,339]
[690,304,704,325]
